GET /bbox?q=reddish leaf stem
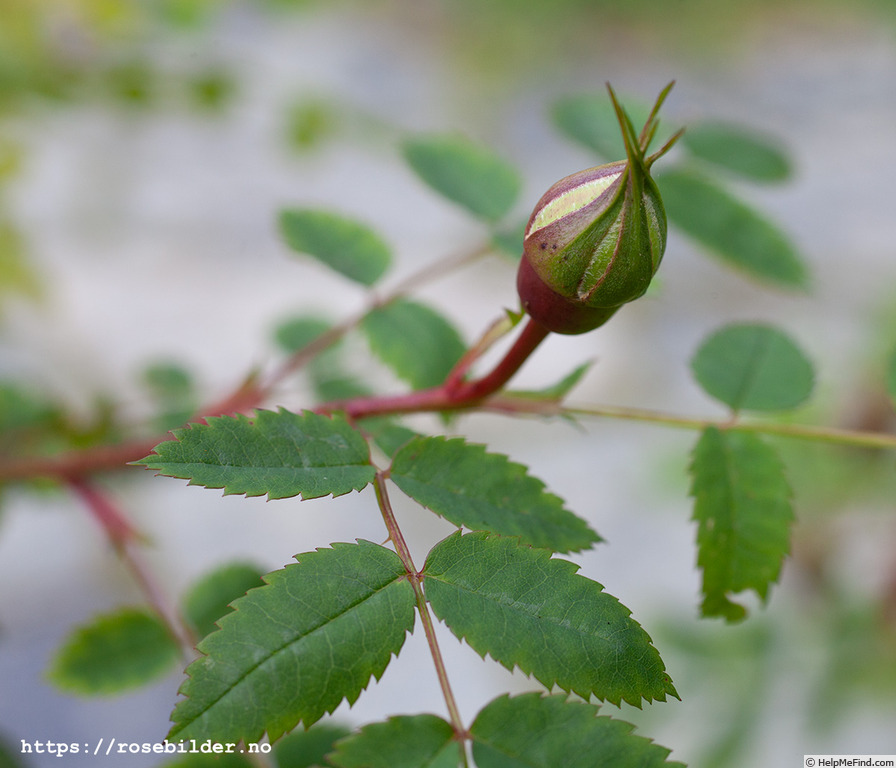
[69,479,196,658]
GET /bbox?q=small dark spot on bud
[550,244,558,252]
[539,242,547,251]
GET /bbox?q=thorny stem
[68,479,196,659]
[373,473,469,759]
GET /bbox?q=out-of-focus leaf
[656,167,808,289]
[886,345,896,411]
[361,299,465,390]
[47,608,179,694]
[690,427,794,622]
[552,93,675,160]
[181,562,266,640]
[0,221,42,306]
[681,121,791,182]
[402,134,521,222]
[279,209,391,286]
[691,323,814,412]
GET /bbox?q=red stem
[69,479,196,656]
[319,317,551,420]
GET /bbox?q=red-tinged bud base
[517,256,619,335]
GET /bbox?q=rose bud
[517,82,682,334]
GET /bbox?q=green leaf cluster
[133,407,679,759]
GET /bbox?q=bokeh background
[2,1,896,766]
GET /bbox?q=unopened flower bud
[517,82,682,334]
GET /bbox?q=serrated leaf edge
[169,541,415,743]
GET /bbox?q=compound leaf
[422,532,676,707]
[402,134,521,222]
[471,693,686,768]
[47,607,179,695]
[278,208,391,286]
[681,121,792,182]
[390,436,600,553]
[656,167,808,289]
[328,715,461,768]
[169,541,416,744]
[361,299,465,391]
[137,409,375,500]
[690,427,794,622]
[181,561,266,640]
[691,323,814,413]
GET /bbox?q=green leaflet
[273,315,372,402]
[278,208,392,286]
[361,299,466,391]
[691,323,815,413]
[181,561,266,640]
[551,94,655,161]
[137,409,376,500]
[655,167,808,289]
[47,607,179,695]
[690,427,794,622]
[141,361,197,431]
[390,436,600,553]
[272,316,332,354]
[422,532,676,707]
[471,693,686,768]
[401,134,521,222]
[169,541,416,744]
[272,723,353,768]
[328,715,461,768]
[681,122,792,183]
